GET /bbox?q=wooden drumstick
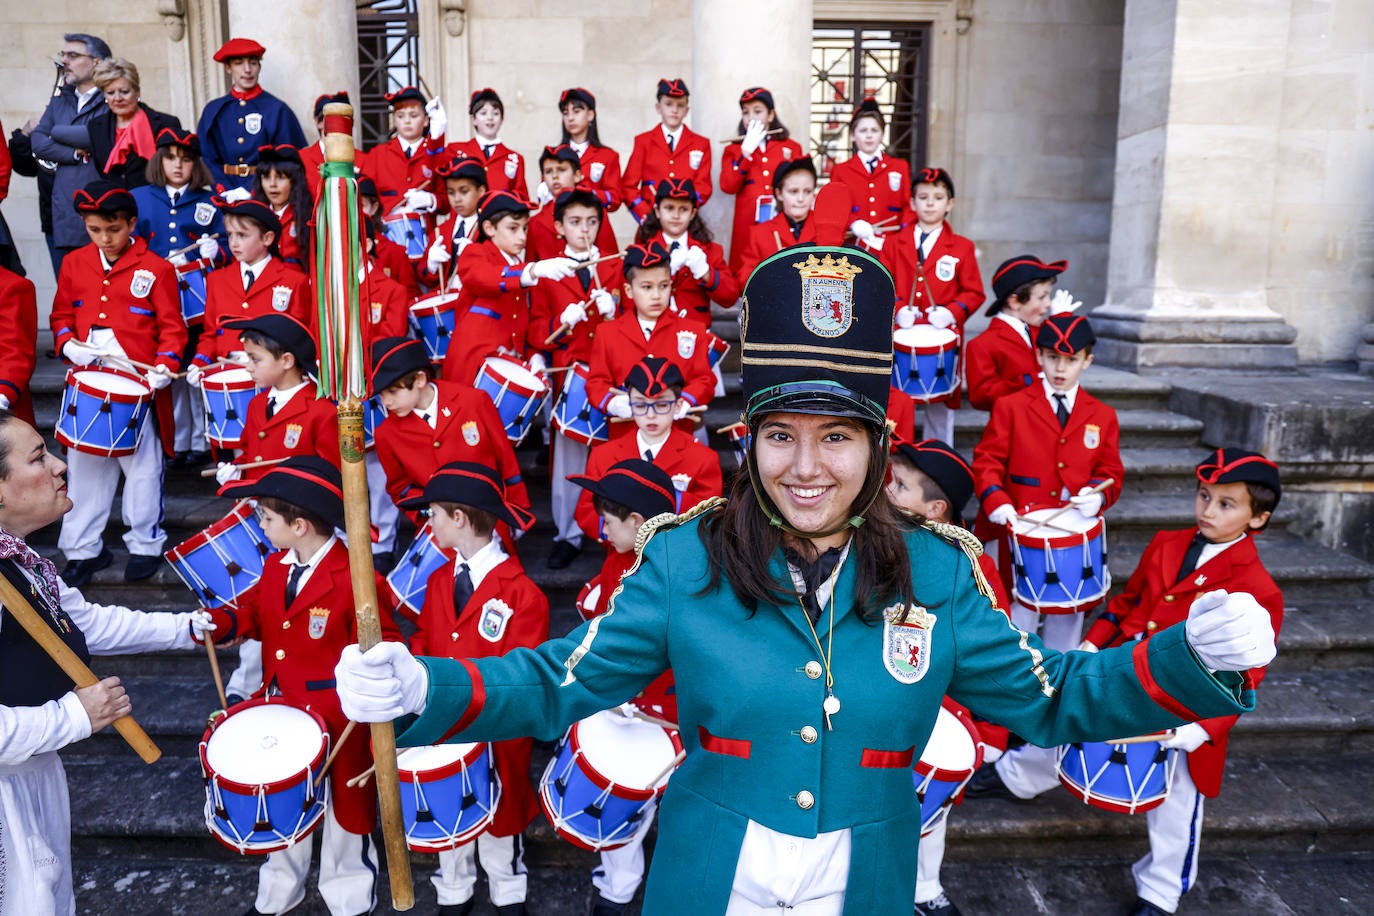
[581,251,627,269]
[167,233,221,261]
[99,353,187,380]
[773,230,784,252]
[1036,478,1117,529]
[715,421,748,436]
[544,305,589,346]
[650,749,687,787]
[1104,731,1173,745]
[347,763,377,789]
[717,127,785,143]
[631,709,679,731]
[314,720,358,789]
[0,576,161,764]
[205,633,228,712]
[871,214,901,230]
[199,456,290,478]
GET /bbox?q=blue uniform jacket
[396,505,1253,914]
[196,90,306,191]
[132,185,226,262]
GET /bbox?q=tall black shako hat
[219,456,345,530]
[893,438,975,517]
[1195,448,1282,506]
[569,458,676,521]
[399,461,536,532]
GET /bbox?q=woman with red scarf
[86,58,181,189]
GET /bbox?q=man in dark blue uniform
[195,38,306,193]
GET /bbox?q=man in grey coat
[30,33,111,276]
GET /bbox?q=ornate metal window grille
[357,0,421,149]
[811,22,931,182]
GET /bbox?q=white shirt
[455,534,507,591]
[278,534,337,595]
[663,231,688,251]
[477,136,503,156]
[662,125,684,149]
[913,223,942,261]
[638,317,658,340]
[996,312,1034,348]
[1041,377,1079,413]
[241,255,271,290]
[1198,533,1246,570]
[569,140,589,157]
[267,379,309,415]
[75,85,101,112]
[636,430,670,460]
[166,182,189,204]
[411,384,440,429]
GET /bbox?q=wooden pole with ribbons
[315,102,414,910]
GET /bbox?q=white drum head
[75,369,150,397]
[410,292,461,314]
[578,709,676,790]
[893,326,958,350]
[205,366,255,388]
[1014,506,1099,537]
[918,707,976,773]
[206,705,325,783]
[397,742,479,774]
[485,357,546,393]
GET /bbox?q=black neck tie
[265,397,276,420]
[788,217,804,240]
[482,144,494,159]
[1176,533,1211,584]
[1053,393,1069,429]
[284,563,307,605]
[404,145,414,160]
[170,190,180,206]
[917,230,931,264]
[666,134,675,152]
[454,219,466,241]
[576,264,592,291]
[644,449,654,462]
[785,547,844,625]
[244,269,255,291]
[866,158,875,173]
[453,562,474,610]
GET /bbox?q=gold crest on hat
[794,253,862,339]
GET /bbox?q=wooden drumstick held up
[773,230,784,252]
[167,233,221,261]
[199,456,290,478]
[631,709,679,731]
[348,763,376,789]
[1035,478,1117,529]
[314,720,358,789]
[205,634,228,712]
[1104,731,1173,746]
[0,576,161,764]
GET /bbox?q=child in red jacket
[203,457,402,916]
[718,87,805,272]
[0,264,37,424]
[445,88,529,200]
[525,144,585,261]
[366,85,447,259]
[403,461,548,916]
[621,78,712,223]
[736,159,840,283]
[556,87,622,255]
[50,182,187,586]
[879,168,984,445]
[828,98,911,237]
[634,179,738,328]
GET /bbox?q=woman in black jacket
[85,58,181,189]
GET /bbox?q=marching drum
[891,326,959,402]
[55,366,152,458]
[199,365,262,450]
[409,291,460,364]
[912,703,984,836]
[175,258,211,325]
[539,709,683,851]
[199,698,330,854]
[165,501,273,608]
[1009,506,1111,611]
[396,742,500,852]
[386,521,453,617]
[550,362,609,446]
[1057,737,1175,814]
[474,356,549,445]
[382,212,429,259]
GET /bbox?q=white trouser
[58,414,166,559]
[591,798,658,904]
[171,377,208,453]
[433,831,527,907]
[365,451,398,555]
[996,602,1085,797]
[254,806,377,916]
[225,639,263,700]
[919,401,955,445]
[551,432,589,546]
[1133,756,1204,913]
[0,753,73,916]
[913,815,946,905]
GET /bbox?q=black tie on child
[1176,533,1211,584]
[1053,393,1069,429]
[284,563,307,605]
[453,562,475,610]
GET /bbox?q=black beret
[370,337,432,393]
[73,180,136,217]
[989,254,1066,315]
[559,87,596,109]
[624,356,683,397]
[656,78,689,99]
[223,313,316,367]
[399,461,535,531]
[154,127,200,157]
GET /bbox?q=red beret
[213,38,266,63]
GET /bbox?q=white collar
[241,255,272,282]
[1197,533,1246,569]
[456,534,506,589]
[636,429,670,458]
[663,231,688,250]
[269,379,310,406]
[662,124,683,145]
[477,136,503,149]
[76,85,101,108]
[1041,377,1079,411]
[281,534,336,570]
[995,312,1033,346]
[412,383,440,428]
[914,223,942,249]
[569,139,589,155]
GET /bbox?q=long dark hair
[253,161,313,261]
[697,424,917,623]
[559,113,603,148]
[635,206,713,245]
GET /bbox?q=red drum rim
[892,327,959,355]
[165,500,256,563]
[1011,503,1105,548]
[913,705,984,782]
[564,717,684,801]
[479,357,548,399]
[200,365,258,393]
[396,740,491,782]
[198,696,329,795]
[409,291,462,315]
[64,366,152,402]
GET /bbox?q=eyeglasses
[57,51,92,60]
[629,400,675,415]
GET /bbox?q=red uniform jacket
[233,386,340,478]
[359,265,411,351]
[194,259,313,365]
[371,235,420,299]
[886,386,915,445]
[585,312,716,437]
[273,202,307,271]
[621,126,712,222]
[736,214,819,286]
[644,230,739,327]
[523,205,562,262]
[827,153,911,226]
[299,140,371,203]
[209,539,403,834]
[718,137,805,271]
[445,138,529,200]
[373,380,529,512]
[367,135,446,218]
[415,212,479,290]
[50,239,188,455]
[1083,529,1283,797]
[0,266,38,424]
[526,259,624,369]
[965,317,1040,412]
[411,550,549,835]
[443,241,531,386]
[574,427,722,540]
[573,143,624,255]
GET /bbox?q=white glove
[188,609,217,640]
[1075,639,1099,654]
[672,400,693,421]
[144,366,173,391]
[1070,487,1104,518]
[927,306,957,330]
[403,188,437,213]
[452,235,473,258]
[590,288,616,319]
[532,257,578,281]
[425,237,450,274]
[740,119,767,158]
[221,186,251,204]
[185,364,205,388]
[606,393,632,419]
[1051,288,1083,315]
[169,251,189,268]
[527,352,548,376]
[215,462,242,485]
[226,350,250,367]
[335,642,430,721]
[1184,590,1276,672]
[669,244,689,274]
[1160,722,1210,753]
[671,473,691,493]
[609,702,642,725]
[62,341,99,367]
[849,219,876,243]
[0,394,8,410]
[560,301,588,328]
[895,305,919,329]
[425,97,447,140]
[988,504,1017,527]
[197,236,219,261]
[683,245,709,280]
[535,181,554,206]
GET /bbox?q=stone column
[691,0,814,256]
[227,0,359,136]
[1092,0,1299,371]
